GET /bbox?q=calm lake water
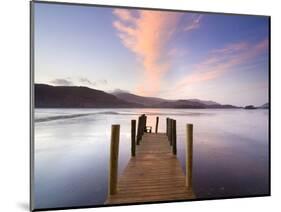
[33,108,269,209]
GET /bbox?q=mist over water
[34,108,269,209]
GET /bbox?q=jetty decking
[105,115,195,205]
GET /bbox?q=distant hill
[259,102,269,109]
[244,105,257,109]
[112,91,238,109]
[35,84,141,108]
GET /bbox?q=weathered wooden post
[136,116,141,145]
[137,115,146,144]
[167,118,170,142]
[139,116,142,135]
[155,116,159,133]
[166,118,169,135]
[140,115,144,136]
[186,124,193,189]
[172,119,177,155]
[169,119,173,146]
[109,124,120,195]
[131,120,136,157]
[143,115,147,135]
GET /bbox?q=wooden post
[155,116,159,134]
[167,118,170,142]
[109,124,120,195]
[186,124,193,189]
[142,115,147,135]
[140,115,144,136]
[141,115,146,136]
[169,119,173,146]
[166,118,168,135]
[139,116,142,136]
[172,119,177,155]
[136,116,141,145]
[131,120,136,157]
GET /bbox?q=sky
[34,2,269,106]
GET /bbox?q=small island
[244,105,257,109]
[244,103,269,110]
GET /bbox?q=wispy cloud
[80,78,95,86]
[175,38,268,90]
[113,9,136,22]
[113,10,204,96]
[183,14,203,32]
[50,78,73,86]
[113,9,183,96]
[80,78,108,86]
[49,77,108,88]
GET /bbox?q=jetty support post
[155,116,159,134]
[169,119,173,146]
[131,120,136,157]
[166,118,169,135]
[143,115,147,136]
[185,124,193,189]
[167,118,170,140]
[140,115,143,137]
[137,114,146,144]
[136,116,141,145]
[109,124,120,195]
[167,118,170,143]
[172,119,177,155]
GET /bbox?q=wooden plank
[106,132,195,204]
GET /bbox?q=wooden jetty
[106,115,195,205]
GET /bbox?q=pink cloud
[113,9,182,96]
[175,38,268,90]
[113,9,203,96]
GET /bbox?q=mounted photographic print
[30,1,270,211]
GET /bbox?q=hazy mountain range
[259,102,269,109]
[112,91,236,109]
[34,84,267,109]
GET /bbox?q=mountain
[35,84,239,109]
[35,84,141,108]
[259,102,269,109]
[112,91,170,106]
[112,91,223,107]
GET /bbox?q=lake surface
[33,108,269,209]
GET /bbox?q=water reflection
[34,108,269,209]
